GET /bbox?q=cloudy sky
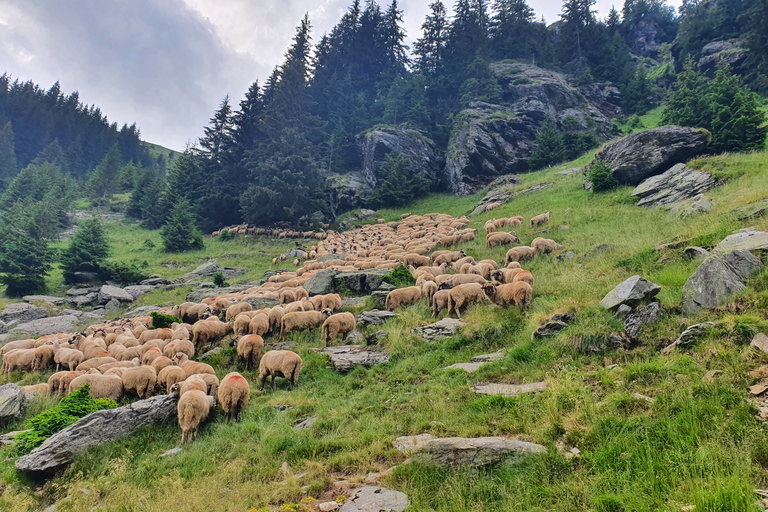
[0,0,681,151]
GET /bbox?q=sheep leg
[260,375,267,391]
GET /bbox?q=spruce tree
[161,199,204,253]
[707,68,767,153]
[527,118,565,170]
[61,220,110,284]
[0,212,54,297]
[87,145,122,201]
[0,122,18,182]
[414,2,449,75]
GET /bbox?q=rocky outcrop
[0,303,49,325]
[621,302,662,339]
[394,433,546,468]
[632,163,716,208]
[97,285,134,305]
[0,383,25,424]
[600,276,661,310]
[412,318,465,341]
[532,314,575,339]
[310,345,390,373]
[698,40,747,75]
[173,260,221,284]
[358,126,443,189]
[326,173,373,216]
[339,486,409,512]
[590,126,710,185]
[333,269,391,295]
[713,230,768,254]
[304,269,340,296]
[682,249,763,313]
[5,315,79,341]
[356,310,398,327]
[661,322,715,355]
[469,175,522,216]
[16,394,178,474]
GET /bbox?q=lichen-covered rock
[589,126,710,185]
[309,345,390,373]
[622,302,662,339]
[339,486,409,512]
[394,433,546,468]
[303,269,340,296]
[682,249,762,313]
[0,303,49,325]
[600,276,661,310]
[333,270,390,295]
[97,285,134,304]
[632,163,716,208]
[356,310,397,327]
[0,383,25,424]
[412,318,465,341]
[5,315,78,340]
[713,230,768,254]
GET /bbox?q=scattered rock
[366,330,389,346]
[674,195,714,216]
[394,433,546,468]
[623,302,661,339]
[160,447,182,457]
[304,269,340,296]
[683,246,710,259]
[123,285,156,300]
[310,345,390,373]
[319,502,340,512]
[682,249,762,313]
[517,182,554,195]
[600,276,661,310]
[339,486,409,512]
[6,315,78,340]
[588,126,710,185]
[631,163,715,209]
[341,297,367,309]
[104,298,121,312]
[750,383,768,397]
[356,310,398,327]
[471,350,505,363]
[199,347,222,360]
[552,251,576,263]
[369,291,389,309]
[0,303,49,325]
[173,260,221,283]
[333,270,391,295]
[713,230,768,254]
[97,285,134,305]
[140,277,171,286]
[0,384,25,424]
[22,295,67,306]
[661,322,715,355]
[532,314,575,339]
[70,292,99,307]
[16,393,178,474]
[293,416,317,430]
[472,382,547,397]
[580,244,614,261]
[558,168,581,176]
[444,362,488,373]
[752,334,768,354]
[411,318,465,341]
[125,306,161,317]
[632,393,656,403]
[734,199,768,221]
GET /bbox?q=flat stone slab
[97,285,134,304]
[752,333,768,354]
[714,231,768,254]
[471,350,505,363]
[444,362,488,373]
[6,315,78,340]
[356,310,398,327]
[0,383,25,423]
[682,249,762,312]
[472,382,547,397]
[394,434,546,468]
[23,295,68,306]
[0,303,49,325]
[412,318,465,341]
[310,345,390,373]
[632,163,715,208]
[340,486,409,512]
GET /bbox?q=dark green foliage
[99,260,149,285]
[161,199,204,253]
[0,221,54,297]
[0,121,18,182]
[563,131,599,161]
[527,118,565,170]
[739,0,768,92]
[150,311,181,329]
[14,384,118,455]
[218,229,235,241]
[61,220,110,284]
[213,272,228,287]
[589,159,619,192]
[382,265,415,288]
[367,153,430,209]
[87,145,122,201]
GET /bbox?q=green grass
[3,149,768,511]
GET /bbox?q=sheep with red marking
[218,372,250,422]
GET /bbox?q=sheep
[505,246,537,264]
[230,334,264,370]
[158,365,187,394]
[280,289,297,304]
[225,301,253,322]
[48,371,83,396]
[436,274,487,288]
[486,232,520,249]
[385,286,422,311]
[218,372,251,422]
[233,313,254,337]
[76,356,118,372]
[484,219,496,233]
[53,343,85,371]
[122,366,157,399]
[104,367,127,377]
[506,261,522,269]
[531,237,565,254]
[483,282,532,310]
[179,302,215,324]
[422,281,438,304]
[117,346,143,362]
[141,347,163,366]
[321,311,356,346]
[138,328,174,344]
[191,320,233,349]
[513,270,535,288]
[97,359,140,373]
[433,250,467,265]
[279,311,328,342]
[178,374,208,397]
[151,356,174,374]
[294,288,309,301]
[321,293,342,313]
[259,350,303,390]
[171,353,216,376]
[175,388,215,444]
[212,298,231,316]
[405,253,431,267]
[432,289,452,318]
[163,339,194,359]
[453,256,476,272]
[22,383,50,398]
[268,306,285,334]
[447,283,489,319]
[485,202,502,211]
[530,211,551,228]
[2,339,35,355]
[69,370,123,401]
[199,373,220,397]
[491,268,524,284]
[171,325,190,341]
[248,314,270,337]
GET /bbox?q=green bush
[213,272,228,287]
[368,153,430,209]
[14,384,117,455]
[382,265,415,288]
[60,219,110,284]
[150,311,181,329]
[99,260,150,285]
[588,159,619,192]
[218,229,236,241]
[161,198,204,253]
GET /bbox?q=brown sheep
[436,274,487,288]
[268,306,285,334]
[248,314,270,337]
[484,219,496,233]
[506,261,522,269]
[447,283,489,319]
[191,320,233,349]
[485,202,502,211]
[321,311,356,346]
[53,343,85,371]
[218,372,250,422]
[178,374,208,397]
[405,253,431,267]
[259,350,303,390]
[151,356,174,374]
[48,371,84,396]
[158,365,187,394]
[486,232,520,249]
[279,310,328,342]
[433,250,467,265]
[122,365,158,399]
[491,268,524,284]
[230,334,264,370]
[280,289,297,304]
[531,237,565,254]
[69,370,123,401]
[141,347,163,366]
[97,359,140,373]
[432,289,451,318]
[483,282,532,310]
[76,356,118,372]
[513,270,535,288]
[385,286,422,310]
[233,313,253,337]
[1,339,35,355]
[199,373,220,397]
[422,281,438,304]
[321,293,342,313]
[179,302,215,324]
[505,246,536,264]
[163,339,194,359]
[22,383,50,398]
[530,211,551,228]
[175,388,215,444]
[172,352,216,376]
[138,328,174,344]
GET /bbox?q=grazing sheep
[191,320,233,349]
[76,356,118,372]
[178,374,208,397]
[225,302,253,322]
[530,211,551,228]
[97,359,140,373]
[483,282,532,310]
[171,326,190,341]
[48,371,84,396]
[179,302,215,324]
[138,328,173,344]
[151,356,174,374]
[248,314,270,337]
[233,313,254,337]
[279,311,328,342]
[199,373,220,397]
[436,274,487,288]
[212,298,231,316]
[175,388,215,444]
[53,343,85,371]
[29,345,54,372]
[452,257,476,272]
[230,334,264,370]
[22,383,50,398]
[259,350,303,390]
[531,237,565,254]
[432,289,452,318]
[158,365,187,394]
[218,372,251,422]
[1,339,35,355]
[433,250,467,266]
[321,311,356,346]
[385,286,422,310]
[171,353,216,376]
[484,219,496,233]
[447,283,489,319]
[486,232,520,249]
[104,367,127,377]
[405,253,431,267]
[513,270,535,288]
[422,281,438,304]
[163,339,194,359]
[117,346,143,362]
[69,370,123,401]
[321,293,342,313]
[268,306,285,334]
[280,289,297,304]
[491,268,524,284]
[122,366,158,399]
[505,246,536,264]
[506,261,522,269]
[485,202,502,211]
[141,347,163,366]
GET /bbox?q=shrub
[219,229,236,241]
[528,117,565,171]
[14,384,117,455]
[213,272,228,287]
[382,265,415,288]
[161,199,204,253]
[61,219,110,284]
[99,260,150,285]
[0,221,54,297]
[588,159,619,192]
[150,311,181,329]
[367,153,430,209]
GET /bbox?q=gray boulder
[682,249,762,313]
[698,40,747,75]
[66,287,99,296]
[0,383,25,423]
[16,393,178,474]
[104,298,121,312]
[412,318,465,341]
[632,163,716,208]
[309,345,390,373]
[173,260,221,283]
[6,315,78,340]
[366,330,389,346]
[140,277,171,286]
[468,175,522,217]
[326,172,373,215]
[244,297,281,310]
[356,309,397,327]
[622,302,662,339]
[70,292,99,307]
[304,269,340,296]
[600,276,661,310]
[97,285,134,305]
[532,314,575,338]
[23,295,67,306]
[370,291,389,309]
[0,303,49,325]
[123,285,156,300]
[333,269,390,295]
[713,230,768,254]
[735,199,768,222]
[125,305,161,317]
[340,486,409,512]
[73,271,100,283]
[394,434,546,468]
[589,126,710,185]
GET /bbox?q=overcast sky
[0,0,682,151]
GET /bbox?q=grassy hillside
[3,148,768,511]
[141,140,183,162]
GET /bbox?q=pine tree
[490,0,535,58]
[661,58,711,127]
[161,199,204,252]
[560,0,597,72]
[0,210,54,297]
[0,122,18,182]
[414,2,449,75]
[606,5,620,31]
[87,145,122,201]
[383,1,409,69]
[61,219,110,283]
[527,118,565,170]
[707,68,767,153]
[739,0,768,92]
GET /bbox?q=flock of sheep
[1,209,563,445]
